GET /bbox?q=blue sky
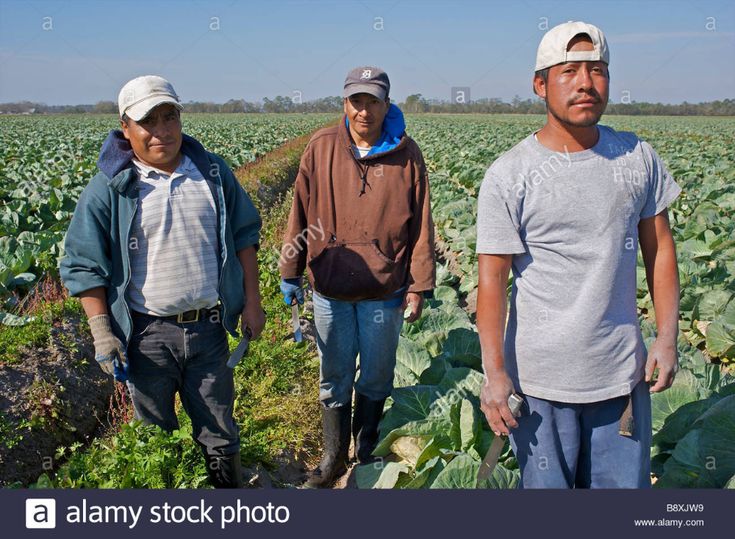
[0,0,733,105]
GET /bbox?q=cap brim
[343,84,387,100]
[123,96,183,121]
[536,50,608,71]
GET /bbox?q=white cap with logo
[117,75,183,121]
[535,21,609,72]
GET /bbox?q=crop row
[0,113,336,325]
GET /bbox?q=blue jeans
[509,379,652,488]
[313,292,404,407]
[125,311,240,457]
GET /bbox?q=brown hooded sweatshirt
[278,116,435,301]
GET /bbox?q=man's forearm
[79,287,108,318]
[640,214,680,346]
[237,246,262,306]
[477,255,512,376]
[649,242,680,345]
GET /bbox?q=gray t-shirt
[476,125,681,403]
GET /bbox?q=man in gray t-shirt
[476,22,680,488]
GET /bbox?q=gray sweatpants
[125,311,240,457]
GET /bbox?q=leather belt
[131,306,220,324]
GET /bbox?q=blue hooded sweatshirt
[345,103,406,157]
[60,131,262,343]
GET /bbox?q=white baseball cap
[535,21,609,72]
[117,75,183,121]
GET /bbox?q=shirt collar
[133,154,194,180]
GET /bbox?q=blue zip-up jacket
[60,131,262,343]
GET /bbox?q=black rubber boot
[205,452,244,488]
[353,393,387,464]
[304,404,351,488]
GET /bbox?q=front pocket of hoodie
[308,240,406,301]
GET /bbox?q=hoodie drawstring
[357,161,371,196]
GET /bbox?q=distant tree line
[1,96,734,116]
[184,96,345,113]
[399,94,735,116]
[0,97,344,115]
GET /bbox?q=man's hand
[646,338,678,393]
[480,368,518,436]
[241,299,266,340]
[401,292,424,323]
[280,278,304,306]
[88,314,128,382]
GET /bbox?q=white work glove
[88,314,128,382]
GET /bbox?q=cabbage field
[0,113,733,489]
[0,113,335,325]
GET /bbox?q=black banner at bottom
[4,488,731,538]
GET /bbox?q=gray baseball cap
[343,66,390,100]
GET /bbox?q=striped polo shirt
[127,154,220,316]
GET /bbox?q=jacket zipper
[122,194,138,344]
[214,169,229,328]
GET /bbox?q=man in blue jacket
[60,75,264,488]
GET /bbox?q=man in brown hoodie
[279,66,435,487]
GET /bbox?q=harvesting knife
[477,393,524,483]
[227,327,252,369]
[291,303,303,342]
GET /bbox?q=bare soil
[0,313,113,486]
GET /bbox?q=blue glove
[280,278,304,306]
[112,354,129,382]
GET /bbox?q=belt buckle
[177,309,200,323]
